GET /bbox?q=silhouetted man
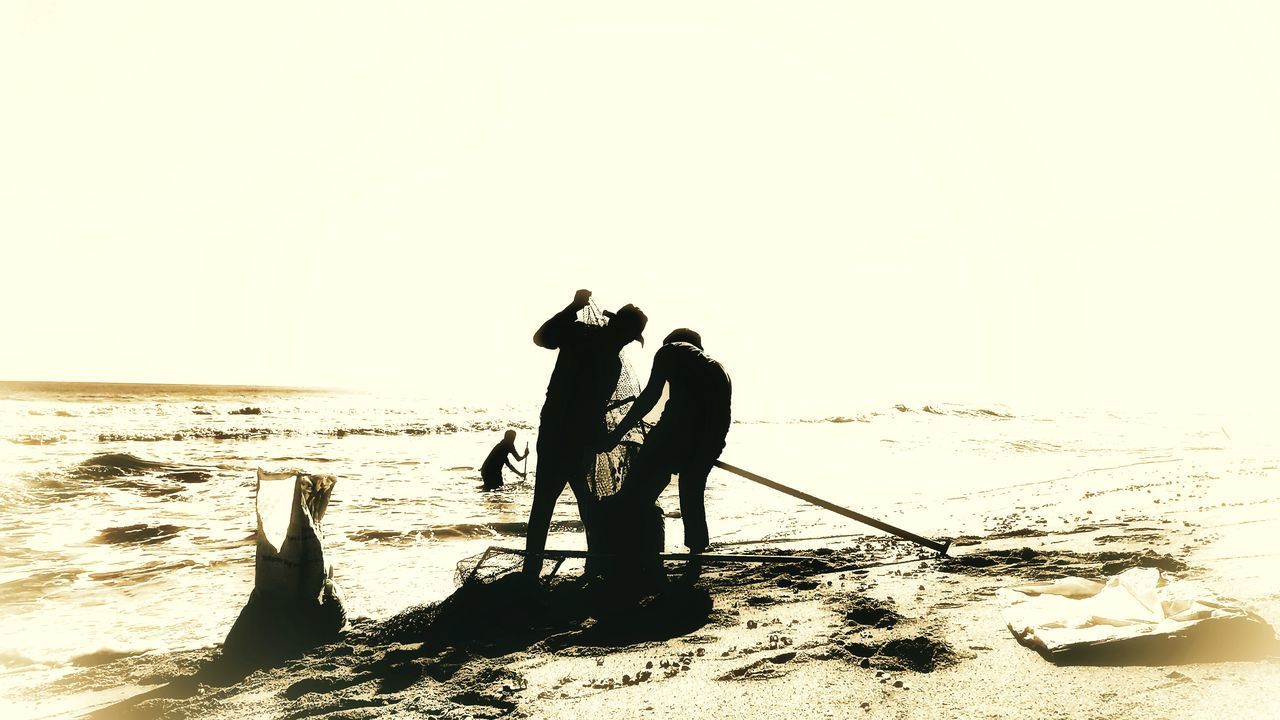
[480,430,527,490]
[602,328,731,553]
[524,289,648,576]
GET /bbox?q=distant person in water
[524,289,647,576]
[480,430,527,490]
[602,328,731,553]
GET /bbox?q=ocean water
[1,381,1273,707]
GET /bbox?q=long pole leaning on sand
[713,460,952,556]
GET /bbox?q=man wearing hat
[601,327,732,554]
[523,289,647,576]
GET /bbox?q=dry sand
[26,458,1280,720]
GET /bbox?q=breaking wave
[79,453,180,473]
[792,404,1016,424]
[347,520,583,545]
[93,419,534,443]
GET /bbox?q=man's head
[604,304,648,346]
[504,430,517,442]
[662,327,703,350]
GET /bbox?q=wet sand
[21,455,1280,720]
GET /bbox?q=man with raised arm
[524,289,648,576]
[601,328,731,553]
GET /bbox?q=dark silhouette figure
[603,327,731,553]
[480,430,528,490]
[524,289,647,575]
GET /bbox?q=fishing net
[577,298,649,499]
[454,546,530,587]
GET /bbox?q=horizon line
[0,378,334,392]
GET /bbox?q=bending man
[480,430,527,490]
[602,328,731,553]
[524,289,648,575]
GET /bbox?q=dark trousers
[524,433,594,575]
[675,456,714,552]
[620,429,721,552]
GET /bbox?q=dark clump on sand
[367,572,713,655]
[822,592,959,675]
[873,635,958,672]
[940,547,1188,580]
[841,596,904,629]
[831,634,959,673]
[711,549,851,589]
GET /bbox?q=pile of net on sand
[1000,566,1279,665]
[222,470,346,667]
[365,567,712,659]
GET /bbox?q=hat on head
[662,327,703,349]
[603,304,648,345]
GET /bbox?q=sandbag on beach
[1000,567,1278,665]
[222,470,346,666]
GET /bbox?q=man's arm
[602,353,668,448]
[504,458,525,476]
[533,289,592,349]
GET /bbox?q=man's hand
[572,289,592,309]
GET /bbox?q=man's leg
[677,455,715,553]
[524,449,569,576]
[618,430,678,506]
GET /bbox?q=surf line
[712,460,952,556]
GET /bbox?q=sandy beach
[20,439,1277,720]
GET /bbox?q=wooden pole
[713,460,951,555]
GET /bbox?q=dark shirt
[536,309,622,448]
[481,438,518,480]
[652,341,732,444]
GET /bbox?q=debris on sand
[830,632,958,673]
[841,597,903,629]
[939,547,1187,580]
[874,635,958,672]
[717,650,806,681]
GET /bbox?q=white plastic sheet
[1000,567,1275,663]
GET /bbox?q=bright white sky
[3,2,1279,416]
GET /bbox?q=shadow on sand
[92,572,712,719]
